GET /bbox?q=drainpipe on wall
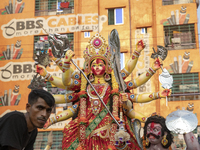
[98,0,100,33]
[129,0,132,58]
[152,0,160,115]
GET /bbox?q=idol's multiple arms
[122,89,171,122]
[121,40,145,79]
[43,102,79,129]
[125,58,163,90]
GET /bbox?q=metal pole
[71,59,120,126]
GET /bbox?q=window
[168,73,200,101]
[164,24,196,50]
[141,28,147,34]
[84,32,90,38]
[33,33,74,59]
[162,0,193,6]
[34,131,63,149]
[45,81,66,95]
[35,0,74,16]
[108,8,123,25]
[120,53,125,69]
[57,1,63,12]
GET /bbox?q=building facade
[0,0,199,149]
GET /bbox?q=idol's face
[91,59,106,77]
[146,122,163,145]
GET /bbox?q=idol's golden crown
[83,33,112,75]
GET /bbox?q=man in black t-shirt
[0,89,55,150]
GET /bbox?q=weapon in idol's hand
[151,46,168,71]
[151,46,172,106]
[166,109,198,134]
[37,22,70,58]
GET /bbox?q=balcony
[169,93,200,101]
[35,0,74,16]
[35,7,74,16]
[168,73,200,101]
[164,24,196,50]
[162,0,194,5]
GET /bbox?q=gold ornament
[89,73,94,82]
[146,137,149,146]
[83,33,112,76]
[161,135,168,146]
[104,73,111,81]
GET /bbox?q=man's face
[146,122,163,145]
[91,59,106,76]
[27,97,52,128]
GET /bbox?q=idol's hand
[160,89,171,98]
[36,65,47,77]
[48,48,54,61]
[136,40,145,52]
[64,50,75,63]
[151,57,163,71]
[43,118,51,129]
[120,93,128,103]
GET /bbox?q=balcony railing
[163,0,193,5]
[164,24,196,50]
[168,93,200,101]
[164,32,196,50]
[35,7,74,16]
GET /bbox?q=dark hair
[28,89,55,107]
[144,115,173,148]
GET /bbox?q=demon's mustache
[147,133,161,139]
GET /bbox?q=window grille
[46,81,66,95]
[34,131,63,150]
[33,33,74,57]
[35,0,74,16]
[164,24,196,50]
[169,73,200,101]
[108,9,114,25]
[46,81,53,92]
[108,8,123,25]
[162,0,193,6]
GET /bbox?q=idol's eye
[147,128,150,132]
[99,64,103,67]
[153,128,158,132]
[92,64,96,68]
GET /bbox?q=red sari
[62,83,141,150]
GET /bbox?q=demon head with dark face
[144,115,173,149]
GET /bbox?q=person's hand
[47,130,53,146]
[64,50,75,63]
[136,40,145,52]
[160,89,171,98]
[151,57,163,71]
[36,65,47,77]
